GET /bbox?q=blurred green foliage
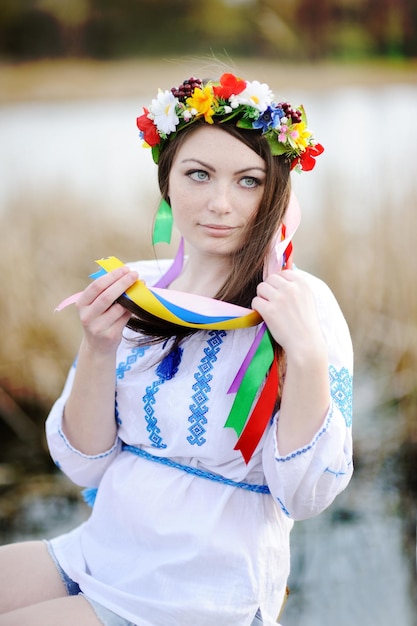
[0,0,416,61]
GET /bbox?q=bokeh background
[0,1,416,624]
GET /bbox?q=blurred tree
[0,0,91,58]
[402,0,417,56]
[84,0,196,57]
[327,0,373,59]
[364,0,416,57]
[249,0,301,58]
[37,0,90,56]
[0,0,416,60]
[248,0,343,60]
[295,0,333,60]
[183,0,256,57]
[83,0,256,58]
[2,7,63,58]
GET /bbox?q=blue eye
[188,170,209,181]
[241,176,260,188]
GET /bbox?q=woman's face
[168,125,266,260]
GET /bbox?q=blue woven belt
[122,444,270,494]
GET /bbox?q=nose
[207,183,232,215]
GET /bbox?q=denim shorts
[45,540,263,625]
[45,540,135,625]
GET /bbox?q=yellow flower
[289,121,312,151]
[186,86,216,124]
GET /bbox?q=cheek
[170,192,188,217]
[170,198,191,230]
[167,174,188,209]
[242,194,262,222]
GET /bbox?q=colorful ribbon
[93,256,262,330]
[152,198,173,245]
[55,194,301,463]
[224,327,275,455]
[234,352,279,463]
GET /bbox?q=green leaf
[152,145,160,164]
[264,132,287,156]
[236,117,254,129]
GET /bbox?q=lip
[200,224,237,237]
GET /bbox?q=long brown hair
[120,121,291,343]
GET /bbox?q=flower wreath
[137,72,324,172]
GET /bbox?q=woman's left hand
[252,270,325,358]
[253,269,331,455]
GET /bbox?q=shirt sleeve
[44,258,172,488]
[45,361,122,488]
[262,271,354,521]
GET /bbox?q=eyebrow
[180,158,266,175]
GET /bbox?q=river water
[3,369,415,625]
[1,83,417,220]
[0,84,416,624]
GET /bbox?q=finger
[255,282,276,301]
[96,301,131,326]
[78,267,138,309]
[265,269,297,286]
[80,302,132,339]
[256,276,287,300]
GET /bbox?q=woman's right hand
[61,266,139,454]
[75,266,138,354]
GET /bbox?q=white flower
[224,105,232,114]
[230,80,273,112]
[149,90,179,134]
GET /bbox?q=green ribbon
[224,329,275,437]
[152,198,173,245]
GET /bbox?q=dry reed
[295,181,417,442]
[0,188,154,410]
[1,180,416,427]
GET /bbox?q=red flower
[213,73,246,100]
[136,108,160,147]
[291,143,324,171]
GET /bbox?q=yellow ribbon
[96,256,261,330]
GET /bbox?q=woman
[0,73,353,626]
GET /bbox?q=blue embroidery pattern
[143,378,168,448]
[142,346,183,449]
[116,346,150,380]
[275,366,353,464]
[115,346,150,425]
[324,465,351,478]
[187,330,226,446]
[329,365,353,427]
